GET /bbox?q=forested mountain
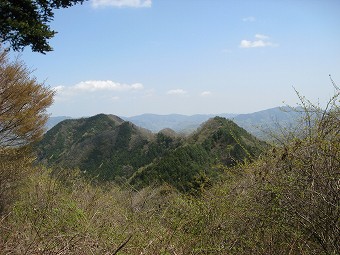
[130,117,268,192]
[36,114,267,191]
[37,114,182,181]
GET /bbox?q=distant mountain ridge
[123,113,237,134]
[46,106,302,139]
[232,106,302,139]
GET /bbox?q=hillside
[37,114,267,192]
[129,117,268,192]
[37,114,181,181]
[191,117,268,164]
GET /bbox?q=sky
[17,0,340,117]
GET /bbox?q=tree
[0,0,85,53]
[251,84,340,254]
[0,48,54,147]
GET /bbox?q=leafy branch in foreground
[0,0,85,53]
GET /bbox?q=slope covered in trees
[36,115,267,192]
[130,117,268,192]
[36,113,182,181]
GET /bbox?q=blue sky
[19,0,340,117]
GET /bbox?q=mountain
[37,114,267,192]
[130,117,268,192]
[232,106,302,140]
[124,107,302,139]
[37,114,181,181]
[190,116,268,164]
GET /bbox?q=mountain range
[47,106,302,140]
[37,114,268,193]
[123,113,237,134]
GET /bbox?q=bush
[0,148,33,214]
[247,85,340,254]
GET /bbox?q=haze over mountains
[123,113,237,134]
[47,106,302,139]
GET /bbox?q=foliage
[0,47,53,216]
[0,48,54,148]
[248,85,340,254]
[130,144,212,193]
[195,117,268,164]
[130,117,267,193]
[0,147,33,214]
[0,0,85,53]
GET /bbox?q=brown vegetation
[0,49,54,148]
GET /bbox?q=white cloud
[239,34,278,48]
[53,80,144,98]
[91,0,152,8]
[201,91,212,96]
[240,40,271,48]
[167,89,187,95]
[73,80,143,92]
[242,16,256,22]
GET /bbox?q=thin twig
[112,234,133,255]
